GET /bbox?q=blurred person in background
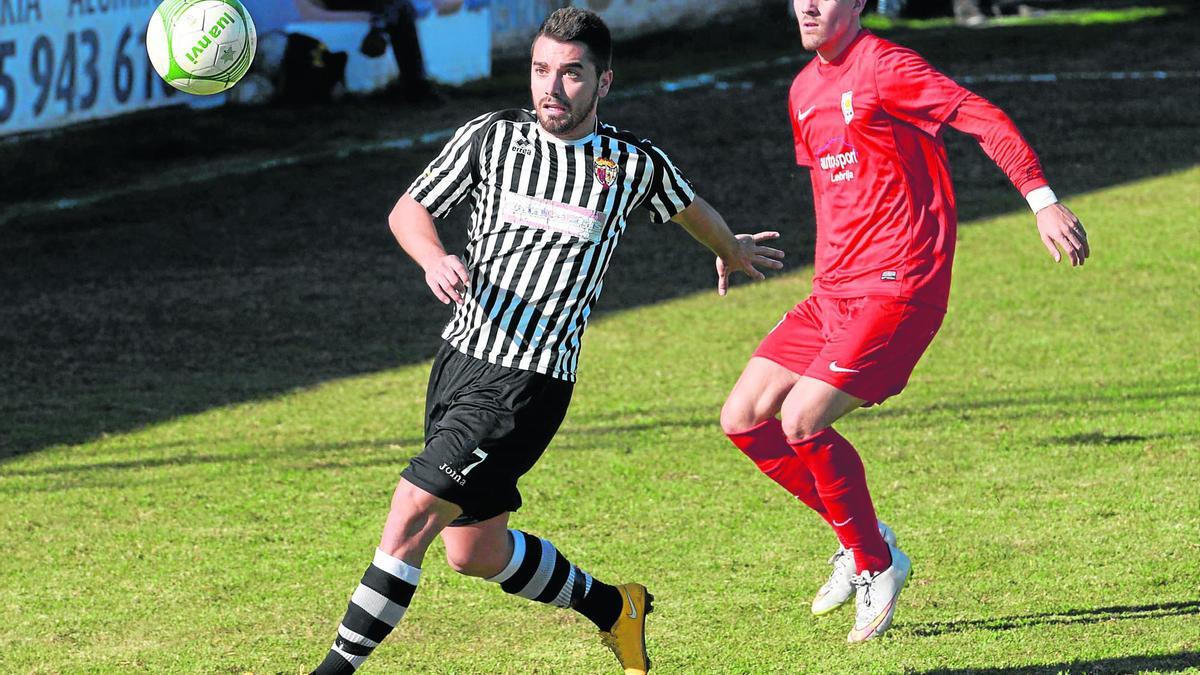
[324,0,439,103]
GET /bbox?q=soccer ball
[146,0,257,95]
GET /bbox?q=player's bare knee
[380,489,451,559]
[379,511,438,556]
[443,546,492,577]
[781,412,824,443]
[721,395,767,435]
[720,400,751,436]
[443,546,473,575]
[402,512,439,543]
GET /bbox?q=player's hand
[716,231,785,296]
[1036,203,1089,267]
[424,255,470,304]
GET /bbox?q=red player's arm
[944,92,1049,198]
[947,92,1090,264]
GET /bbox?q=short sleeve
[406,112,494,218]
[640,141,696,223]
[875,47,971,137]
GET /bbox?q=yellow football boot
[599,583,654,674]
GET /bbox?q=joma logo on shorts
[438,449,487,487]
[439,463,468,486]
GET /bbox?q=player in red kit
[718,0,1090,643]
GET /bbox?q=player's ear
[598,68,613,98]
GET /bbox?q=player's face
[794,0,864,56]
[530,36,613,140]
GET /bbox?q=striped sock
[486,529,623,631]
[313,548,421,674]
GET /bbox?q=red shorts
[753,295,945,405]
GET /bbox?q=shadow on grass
[1048,431,1161,445]
[1,5,1197,460]
[904,600,1200,639]
[918,651,1200,674]
[0,450,422,495]
[860,382,1200,420]
[0,434,423,479]
[0,408,718,492]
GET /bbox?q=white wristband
[1026,186,1058,214]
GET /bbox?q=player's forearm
[672,197,741,260]
[947,93,1049,200]
[389,193,451,271]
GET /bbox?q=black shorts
[401,342,574,526]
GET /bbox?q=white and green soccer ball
[146,0,257,95]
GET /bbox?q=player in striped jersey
[311,8,784,674]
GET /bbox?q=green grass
[2,167,1197,673]
[2,2,1198,671]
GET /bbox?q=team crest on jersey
[594,157,619,189]
[840,90,854,125]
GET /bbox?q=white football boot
[811,520,897,616]
[847,542,911,643]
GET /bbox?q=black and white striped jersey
[407,109,696,381]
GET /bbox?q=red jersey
[789,30,1047,309]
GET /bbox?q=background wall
[491,0,770,54]
[0,0,186,135]
[0,0,767,135]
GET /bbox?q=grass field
[2,2,1199,673]
[1,165,1197,673]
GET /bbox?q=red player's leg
[722,356,838,528]
[781,376,891,575]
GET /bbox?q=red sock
[788,427,891,574]
[726,419,837,530]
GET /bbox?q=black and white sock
[485,529,623,631]
[312,548,421,674]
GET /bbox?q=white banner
[0,0,190,135]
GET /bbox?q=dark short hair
[533,7,612,74]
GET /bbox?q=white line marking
[957,70,1197,84]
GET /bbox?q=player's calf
[311,548,422,674]
[483,529,651,673]
[312,481,460,673]
[726,418,832,523]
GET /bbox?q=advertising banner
[0,0,186,135]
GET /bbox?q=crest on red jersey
[840,90,854,125]
[594,157,619,188]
